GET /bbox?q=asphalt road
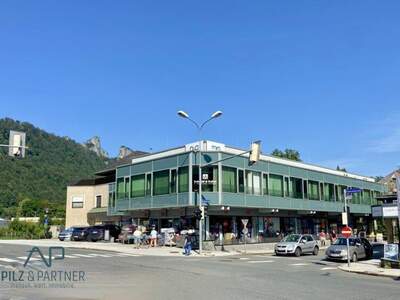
[0,244,399,300]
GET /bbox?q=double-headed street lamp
[177,110,223,254]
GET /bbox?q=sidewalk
[338,259,400,279]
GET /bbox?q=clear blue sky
[1,1,399,176]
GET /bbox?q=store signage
[382,206,398,218]
[371,206,383,217]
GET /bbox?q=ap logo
[23,246,65,268]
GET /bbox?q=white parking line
[248,260,274,264]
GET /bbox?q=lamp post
[177,110,223,254]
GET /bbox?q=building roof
[95,151,149,176]
[122,140,377,183]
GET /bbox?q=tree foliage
[0,118,107,218]
[336,165,347,172]
[271,148,302,161]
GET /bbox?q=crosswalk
[0,251,142,270]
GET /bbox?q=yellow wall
[65,184,109,228]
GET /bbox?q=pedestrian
[133,227,142,249]
[330,230,337,245]
[150,226,158,247]
[183,231,192,256]
[319,231,326,246]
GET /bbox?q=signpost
[396,175,400,261]
[343,188,361,267]
[342,225,352,267]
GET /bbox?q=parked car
[360,238,373,259]
[58,227,73,241]
[325,237,368,262]
[71,227,89,241]
[87,224,121,242]
[275,234,319,257]
[118,224,136,244]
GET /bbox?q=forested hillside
[0,118,108,218]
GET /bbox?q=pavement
[339,259,400,279]
[0,243,399,300]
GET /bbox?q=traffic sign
[346,187,362,195]
[342,226,352,238]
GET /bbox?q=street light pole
[177,110,223,255]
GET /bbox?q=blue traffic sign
[346,187,362,194]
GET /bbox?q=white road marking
[72,254,94,258]
[0,258,19,263]
[85,253,112,258]
[64,255,79,258]
[239,257,249,260]
[248,260,274,264]
[290,263,309,266]
[17,256,40,261]
[112,253,140,257]
[320,267,337,270]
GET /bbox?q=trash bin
[104,229,110,241]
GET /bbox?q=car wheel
[275,252,280,256]
[352,252,358,262]
[59,238,64,241]
[295,247,301,257]
[313,246,319,255]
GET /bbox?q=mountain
[83,136,109,158]
[0,118,108,218]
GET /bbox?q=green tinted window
[153,170,170,196]
[178,167,189,193]
[222,167,237,193]
[269,174,284,197]
[131,174,145,197]
[117,178,125,199]
[308,180,319,200]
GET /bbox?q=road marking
[320,267,337,270]
[64,255,79,258]
[239,257,249,260]
[85,253,113,258]
[72,254,94,258]
[0,258,19,263]
[112,253,140,257]
[17,256,40,261]
[290,263,309,266]
[248,260,274,264]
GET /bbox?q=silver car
[275,234,319,257]
[325,237,367,262]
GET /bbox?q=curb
[338,265,400,279]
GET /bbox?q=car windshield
[333,238,357,246]
[282,234,301,242]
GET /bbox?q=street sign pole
[344,189,350,267]
[396,175,400,261]
[198,141,203,255]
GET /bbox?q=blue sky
[1,1,399,176]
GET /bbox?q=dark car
[87,224,121,242]
[118,224,136,244]
[360,238,373,259]
[71,227,89,241]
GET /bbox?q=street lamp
[177,110,223,254]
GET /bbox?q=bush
[0,220,49,239]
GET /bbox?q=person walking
[330,229,337,245]
[319,231,326,246]
[150,226,158,247]
[183,232,192,256]
[133,227,142,249]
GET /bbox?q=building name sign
[185,141,225,152]
[382,206,398,218]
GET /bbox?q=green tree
[336,165,347,172]
[271,148,301,161]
